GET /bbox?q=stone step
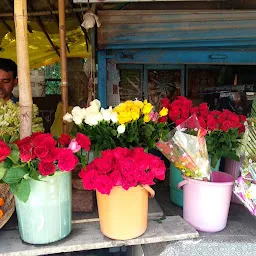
[0,216,199,256]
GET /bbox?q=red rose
[34,146,48,159]
[207,119,218,131]
[158,116,167,123]
[181,108,190,119]
[240,115,246,123]
[58,134,71,147]
[229,114,240,124]
[38,162,56,176]
[138,171,155,185]
[50,148,62,160]
[0,140,11,163]
[239,125,245,133]
[160,98,170,108]
[95,175,113,195]
[169,109,181,121]
[190,107,199,115]
[80,169,97,190]
[175,118,186,126]
[19,149,33,162]
[199,102,208,112]
[57,148,77,171]
[76,133,91,151]
[198,116,206,129]
[32,134,56,149]
[221,120,232,132]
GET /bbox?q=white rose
[117,124,125,134]
[84,112,103,126]
[90,99,101,110]
[73,116,83,125]
[86,105,100,114]
[110,112,118,123]
[63,113,73,122]
[101,107,113,121]
[72,106,86,120]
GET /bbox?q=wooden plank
[97,10,256,49]
[0,216,199,256]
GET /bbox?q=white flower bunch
[63,99,119,127]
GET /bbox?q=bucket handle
[177,180,188,190]
[142,185,155,198]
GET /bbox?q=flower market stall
[2,1,256,256]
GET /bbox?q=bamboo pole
[14,0,32,139]
[58,0,68,134]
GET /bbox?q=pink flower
[68,139,81,153]
[149,111,158,122]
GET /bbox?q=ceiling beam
[0,18,13,32]
[27,1,60,57]
[0,8,88,18]
[3,0,33,32]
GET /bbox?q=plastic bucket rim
[182,173,234,187]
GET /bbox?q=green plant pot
[15,171,72,245]
[169,164,183,207]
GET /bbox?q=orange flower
[0,210,3,219]
[0,198,4,207]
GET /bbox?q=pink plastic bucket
[178,172,234,232]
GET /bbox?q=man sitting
[0,58,18,103]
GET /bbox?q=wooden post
[14,0,32,139]
[58,0,68,134]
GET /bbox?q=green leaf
[0,165,7,180]
[8,149,20,163]
[2,167,28,184]
[30,168,40,181]
[4,158,13,169]
[15,179,31,203]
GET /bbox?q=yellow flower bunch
[114,100,154,125]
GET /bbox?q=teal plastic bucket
[210,158,221,171]
[169,164,183,207]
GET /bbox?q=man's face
[0,69,17,101]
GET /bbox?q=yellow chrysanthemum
[144,114,151,123]
[159,107,168,117]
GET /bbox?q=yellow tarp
[0,26,90,68]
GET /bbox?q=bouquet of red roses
[156,115,211,180]
[0,132,91,202]
[79,147,166,195]
[160,96,246,167]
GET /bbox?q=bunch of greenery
[0,99,44,141]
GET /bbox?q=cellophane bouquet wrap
[156,114,211,181]
[234,119,256,215]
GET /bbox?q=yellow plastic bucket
[96,185,154,240]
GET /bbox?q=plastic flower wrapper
[233,119,256,216]
[156,114,211,180]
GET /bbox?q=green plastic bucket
[169,164,183,207]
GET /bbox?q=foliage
[0,132,91,202]
[0,99,44,139]
[79,147,166,195]
[64,99,172,155]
